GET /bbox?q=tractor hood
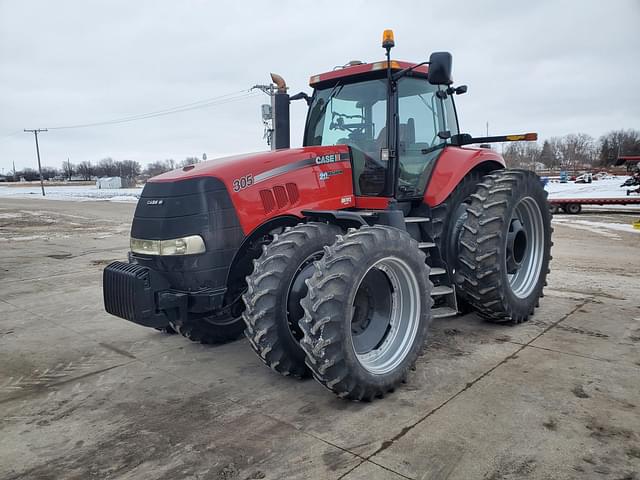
[148,145,351,192]
[145,145,355,235]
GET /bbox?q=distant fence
[535,167,631,177]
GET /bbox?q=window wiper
[392,61,429,81]
[317,83,344,118]
[421,143,446,155]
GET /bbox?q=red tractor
[104,31,552,401]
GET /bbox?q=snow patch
[552,217,640,238]
[546,177,636,200]
[0,185,141,203]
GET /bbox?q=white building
[96,177,122,189]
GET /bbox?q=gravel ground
[0,198,639,480]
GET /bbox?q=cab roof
[309,60,429,88]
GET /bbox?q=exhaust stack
[270,73,290,150]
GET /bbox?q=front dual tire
[299,226,433,400]
[242,222,341,378]
[243,223,433,401]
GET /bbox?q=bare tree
[118,160,141,179]
[96,158,118,177]
[16,168,39,181]
[503,141,541,170]
[61,160,75,180]
[144,159,176,177]
[598,129,640,166]
[76,161,94,180]
[40,166,59,180]
[547,137,565,169]
[561,133,596,171]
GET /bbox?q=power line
[46,90,259,130]
[2,89,261,174]
[1,89,260,145]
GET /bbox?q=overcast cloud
[1,0,638,173]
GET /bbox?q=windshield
[304,79,389,195]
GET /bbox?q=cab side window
[396,77,447,198]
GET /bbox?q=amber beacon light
[382,29,395,49]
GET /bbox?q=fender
[424,146,505,207]
[225,214,301,306]
[302,210,368,229]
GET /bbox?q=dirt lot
[1,198,639,480]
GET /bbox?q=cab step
[431,285,454,296]
[418,241,436,249]
[429,267,446,276]
[432,306,458,319]
[404,216,430,223]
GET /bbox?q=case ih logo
[315,154,338,165]
[146,199,164,205]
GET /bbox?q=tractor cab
[304,59,458,200]
[300,31,463,201]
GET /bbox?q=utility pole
[252,82,276,149]
[24,128,47,196]
[12,160,16,181]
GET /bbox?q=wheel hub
[350,257,421,375]
[351,268,392,354]
[506,218,527,274]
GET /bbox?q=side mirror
[450,133,473,146]
[446,85,468,95]
[428,52,453,85]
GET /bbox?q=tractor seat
[375,118,416,154]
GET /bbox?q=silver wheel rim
[350,256,421,375]
[507,196,545,299]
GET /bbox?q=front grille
[131,176,244,292]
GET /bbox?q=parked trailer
[549,197,640,214]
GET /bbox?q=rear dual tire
[456,169,552,323]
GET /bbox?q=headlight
[130,235,206,256]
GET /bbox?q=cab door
[396,78,458,199]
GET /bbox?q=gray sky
[1,0,639,173]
